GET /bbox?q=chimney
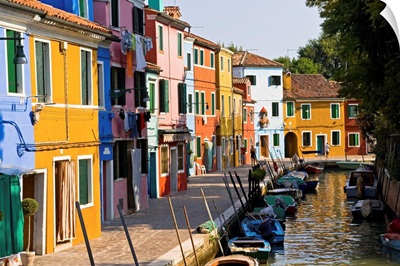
[283,70,292,90]
[148,0,164,12]
[164,6,182,19]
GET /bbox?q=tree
[218,41,243,53]
[306,0,400,165]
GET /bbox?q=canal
[266,169,400,265]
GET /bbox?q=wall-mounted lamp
[0,37,27,64]
[206,102,209,110]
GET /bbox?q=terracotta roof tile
[7,0,113,34]
[284,74,340,99]
[232,51,283,68]
[184,32,219,50]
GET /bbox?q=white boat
[351,199,384,219]
[343,167,377,199]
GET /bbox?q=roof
[232,51,283,68]
[184,32,219,50]
[145,6,190,30]
[284,74,341,100]
[5,0,115,38]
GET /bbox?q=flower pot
[20,251,35,266]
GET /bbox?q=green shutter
[183,83,187,114]
[287,102,294,116]
[188,94,193,113]
[159,79,165,112]
[194,49,198,64]
[177,33,182,56]
[158,26,163,51]
[211,94,215,115]
[201,93,205,115]
[196,137,201,157]
[149,83,155,113]
[6,30,17,93]
[164,80,169,113]
[195,92,199,114]
[79,159,89,205]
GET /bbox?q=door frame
[316,134,327,155]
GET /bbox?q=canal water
[266,169,400,265]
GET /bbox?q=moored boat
[336,160,374,170]
[241,216,285,245]
[206,254,260,266]
[266,188,303,202]
[264,195,298,217]
[228,236,271,263]
[380,233,400,251]
[343,167,377,199]
[304,163,324,174]
[351,199,384,219]
[287,170,319,191]
[276,176,307,194]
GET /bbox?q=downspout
[61,42,70,141]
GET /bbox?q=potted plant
[251,168,266,181]
[20,198,39,266]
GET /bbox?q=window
[81,49,92,105]
[272,102,279,117]
[348,133,360,147]
[230,138,234,154]
[97,62,104,106]
[244,139,248,150]
[195,91,200,114]
[243,108,247,123]
[159,79,169,113]
[210,52,214,68]
[221,95,225,117]
[301,104,311,120]
[7,30,23,94]
[186,53,192,71]
[200,50,204,66]
[158,25,163,52]
[201,92,205,115]
[113,141,128,179]
[220,56,224,71]
[228,96,232,117]
[196,137,201,157]
[132,6,144,35]
[228,59,231,72]
[78,0,89,18]
[331,103,340,119]
[177,144,184,171]
[134,71,146,107]
[178,83,187,114]
[149,82,155,113]
[194,48,198,64]
[78,156,93,206]
[269,75,281,86]
[161,146,169,174]
[287,102,294,117]
[332,131,340,146]
[111,66,126,106]
[273,133,280,146]
[177,32,182,57]
[246,75,256,85]
[35,39,51,102]
[348,104,358,118]
[188,93,193,114]
[211,93,215,115]
[302,132,311,146]
[111,0,119,27]
[137,139,148,173]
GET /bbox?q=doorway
[317,135,326,155]
[260,135,269,158]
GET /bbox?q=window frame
[196,136,201,158]
[161,145,169,175]
[177,32,183,57]
[158,25,164,52]
[110,0,119,27]
[302,131,312,147]
[331,130,340,146]
[34,38,52,103]
[186,52,192,71]
[269,75,281,86]
[6,30,24,95]
[194,48,198,65]
[210,52,215,68]
[272,102,279,117]
[80,48,93,106]
[211,92,215,115]
[149,82,156,113]
[348,133,360,147]
[331,103,340,119]
[286,101,294,117]
[348,104,358,119]
[77,155,93,208]
[273,133,280,146]
[220,56,224,71]
[243,108,247,123]
[301,104,311,120]
[177,143,184,172]
[199,49,204,66]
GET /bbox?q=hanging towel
[135,35,147,72]
[128,112,139,139]
[127,50,133,77]
[144,37,153,53]
[124,110,130,132]
[136,113,142,138]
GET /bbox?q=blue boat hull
[241,217,285,245]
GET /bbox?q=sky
[156,0,323,60]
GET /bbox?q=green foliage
[251,169,266,180]
[21,198,39,217]
[218,41,243,53]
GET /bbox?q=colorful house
[216,48,234,169]
[0,0,117,256]
[233,77,256,165]
[145,2,191,197]
[283,73,345,159]
[187,32,220,172]
[232,51,285,160]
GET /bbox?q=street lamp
[0,37,27,64]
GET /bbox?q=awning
[0,164,35,176]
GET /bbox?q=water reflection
[267,170,399,265]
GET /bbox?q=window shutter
[159,79,165,113]
[164,80,169,113]
[182,83,187,114]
